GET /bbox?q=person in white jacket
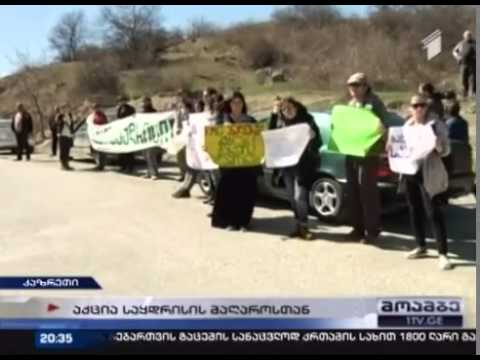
[401,94,452,270]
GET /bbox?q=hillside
[0,29,475,146]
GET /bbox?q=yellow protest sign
[205,123,265,167]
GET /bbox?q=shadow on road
[249,202,476,265]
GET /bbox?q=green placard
[327,105,383,157]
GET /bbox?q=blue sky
[0,5,369,77]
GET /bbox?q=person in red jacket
[90,103,108,171]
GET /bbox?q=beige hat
[347,72,368,85]
[410,94,428,106]
[464,30,472,39]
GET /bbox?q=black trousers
[211,168,257,228]
[404,175,448,255]
[345,156,381,237]
[59,136,72,168]
[15,134,31,160]
[120,153,135,172]
[51,134,58,156]
[461,65,476,97]
[283,167,309,227]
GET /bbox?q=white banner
[262,124,311,168]
[388,125,437,175]
[186,113,219,170]
[87,112,176,154]
[166,125,189,156]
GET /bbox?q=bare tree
[273,5,342,27]
[10,52,51,141]
[187,17,219,40]
[101,5,163,68]
[49,10,87,62]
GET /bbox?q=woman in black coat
[211,92,259,231]
[269,97,322,240]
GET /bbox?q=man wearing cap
[11,103,33,162]
[116,95,137,174]
[452,30,476,98]
[345,72,388,244]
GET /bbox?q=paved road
[0,152,476,326]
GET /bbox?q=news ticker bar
[1,330,475,354]
[0,297,465,329]
[0,277,101,290]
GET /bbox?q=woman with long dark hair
[211,91,259,231]
[270,97,322,240]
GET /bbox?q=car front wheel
[309,177,345,223]
[197,171,213,196]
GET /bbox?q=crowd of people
[8,30,475,271]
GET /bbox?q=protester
[90,103,108,171]
[11,103,33,162]
[418,83,445,120]
[202,87,217,106]
[116,95,137,174]
[56,106,77,171]
[268,96,284,130]
[452,30,476,98]
[141,96,157,114]
[444,98,469,143]
[400,94,452,270]
[211,91,259,231]
[140,96,161,180]
[49,106,61,157]
[194,99,205,113]
[141,96,165,171]
[268,96,286,187]
[345,72,388,244]
[174,93,192,182]
[443,89,457,102]
[201,91,224,206]
[172,90,217,199]
[270,97,322,240]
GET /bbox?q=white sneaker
[439,255,453,271]
[406,247,427,259]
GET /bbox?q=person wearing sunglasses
[401,94,452,271]
[345,72,388,244]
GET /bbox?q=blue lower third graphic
[0,277,101,290]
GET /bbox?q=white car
[0,119,16,153]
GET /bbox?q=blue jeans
[283,168,309,227]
